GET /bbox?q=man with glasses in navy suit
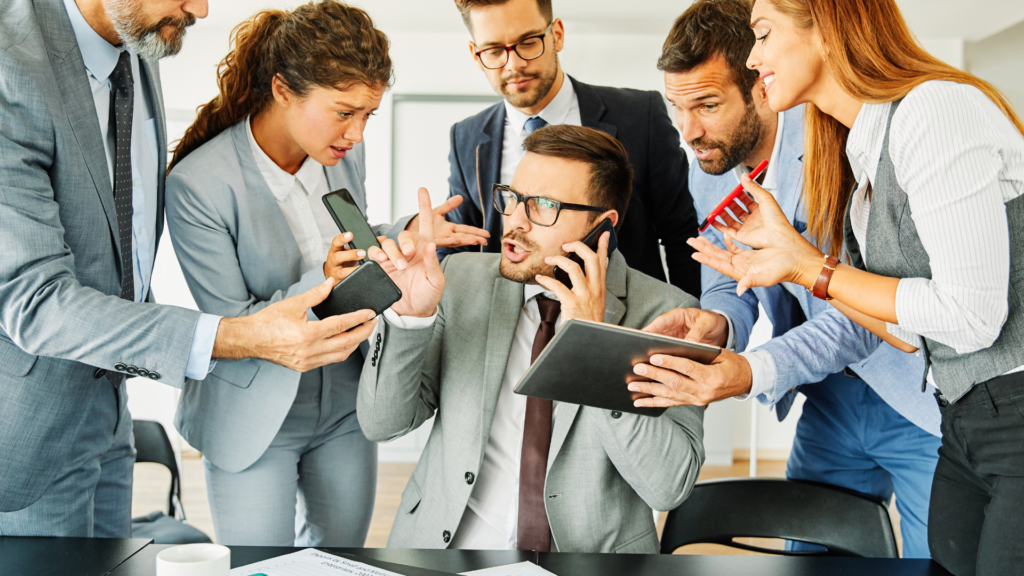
[441,0,701,296]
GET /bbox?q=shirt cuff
[383,307,437,329]
[185,313,221,381]
[710,310,736,351]
[735,349,777,403]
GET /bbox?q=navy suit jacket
[440,76,700,295]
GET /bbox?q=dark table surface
[104,543,955,576]
[0,536,150,576]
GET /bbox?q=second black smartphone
[312,189,402,319]
[553,217,619,289]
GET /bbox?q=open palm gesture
[387,188,446,317]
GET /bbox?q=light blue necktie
[523,116,548,135]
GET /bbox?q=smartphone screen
[322,189,382,262]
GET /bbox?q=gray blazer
[0,0,199,511]
[166,120,408,473]
[359,252,706,553]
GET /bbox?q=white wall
[966,19,1024,115]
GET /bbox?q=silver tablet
[514,319,721,417]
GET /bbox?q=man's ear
[552,18,565,52]
[600,209,619,229]
[751,79,772,114]
[468,41,484,71]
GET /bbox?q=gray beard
[105,0,192,61]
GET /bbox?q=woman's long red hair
[767,0,1024,256]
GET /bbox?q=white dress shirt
[846,80,1024,377]
[64,0,218,380]
[499,74,582,186]
[245,118,339,273]
[382,284,562,550]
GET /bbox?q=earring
[822,50,828,63]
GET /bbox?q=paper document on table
[231,548,406,576]
[460,562,556,576]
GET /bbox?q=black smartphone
[554,218,619,289]
[322,189,382,262]
[312,189,402,320]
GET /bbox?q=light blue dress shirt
[64,0,218,380]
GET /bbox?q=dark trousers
[929,373,1024,576]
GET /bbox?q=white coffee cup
[156,543,231,576]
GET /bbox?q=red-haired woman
[680,0,1024,573]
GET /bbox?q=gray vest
[843,98,1024,403]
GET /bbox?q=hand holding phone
[312,189,403,320]
[535,218,618,324]
[322,232,366,282]
[553,218,618,289]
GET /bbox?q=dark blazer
[441,75,700,295]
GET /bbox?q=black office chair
[660,477,898,558]
[131,420,212,544]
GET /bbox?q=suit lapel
[229,123,306,269]
[39,2,120,256]
[548,252,628,463]
[475,105,505,218]
[572,77,617,139]
[479,276,524,447]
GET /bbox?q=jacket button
[114,363,127,372]
[465,472,475,485]
[93,368,107,379]
[125,365,138,375]
[611,411,622,419]
[137,368,150,378]
[148,372,161,380]
[442,530,451,543]
[376,333,382,344]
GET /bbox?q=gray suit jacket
[167,120,408,473]
[358,252,706,553]
[0,0,200,511]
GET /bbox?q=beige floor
[132,454,902,556]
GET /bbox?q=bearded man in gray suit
[359,124,706,554]
[0,0,382,537]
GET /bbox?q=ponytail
[169,1,392,172]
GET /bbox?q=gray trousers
[0,379,134,537]
[203,366,376,547]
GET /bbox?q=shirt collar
[732,112,786,193]
[524,283,558,303]
[246,117,325,201]
[63,0,123,83]
[846,101,892,186]
[504,72,576,138]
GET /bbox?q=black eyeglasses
[492,184,605,227]
[473,22,553,70]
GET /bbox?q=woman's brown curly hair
[169,1,392,172]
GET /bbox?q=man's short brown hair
[454,0,553,32]
[657,0,760,103]
[523,125,633,228]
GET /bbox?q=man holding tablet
[358,125,705,553]
[626,0,941,557]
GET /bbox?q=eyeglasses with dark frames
[473,22,553,70]
[492,183,605,227]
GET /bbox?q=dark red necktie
[517,295,560,552]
